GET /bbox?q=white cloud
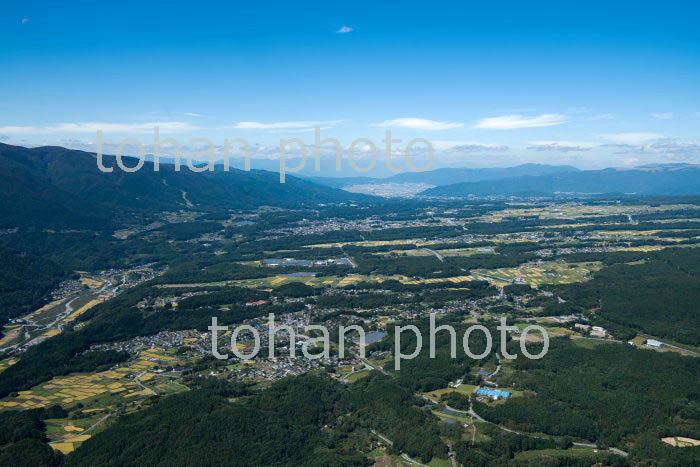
[473,113,568,130]
[588,113,616,121]
[431,140,508,152]
[0,120,345,137]
[600,132,665,145]
[651,112,674,120]
[0,122,198,134]
[21,18,30,25]
[527,141,595,152]
[230,120,342,131]
[336,26,354,34]
[567,107,590,114]
[377,118,463,131]
[648,141,700,158]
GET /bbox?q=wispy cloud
[0,122,199,134]
[600,132,665,145]
[527,141,595,152]
[474,114,568,130]
[377,118,463,131]
[230,120,342,131]
[21,18,30,25]
[588,113,616,121]
[336,26,354,34]
[432,141,508,152]
[651,112,674,120]
[566,106,590,114]
[647,141,700,159]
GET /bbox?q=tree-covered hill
[0,143,371,229]
[310,163,579,188]
[545,247,700,345]
[422,166,700,197]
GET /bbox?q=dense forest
[65,374,450,466]
[0,248,72,328]
[545,247,700,345]
[0,405,67,467]
[0,143,369,229]
[477,339,700,456]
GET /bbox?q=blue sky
[1,0,699,170]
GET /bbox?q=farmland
[1,197,700,466]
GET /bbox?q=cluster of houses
[89,329,208,356]
[574,323,608,338]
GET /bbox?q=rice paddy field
[0,347,189,454]
[472,261,602,287]
[482,203,700,222]
[158,257,598,292]
[0,280,112,352]
[0,297,102,349]
[372,247,496,257]
[304,238,451,249]
[80,277,104,289]
[162,272,479,290]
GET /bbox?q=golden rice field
[64,299,102,323]
[483,203,700,222]
[372,247,495,258]
[80,277,104,289]
[51,435,94,455]
[303,238,448,249]
[472,261,602,288]
[0,358,18,373]
[0,348,177,412]
[0,327,21,347]
[401,275,473,285]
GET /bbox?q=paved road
[468,398,629,457]
[361,358,389,375]
[423,248,444,262]
[53,412,114,444]
[657,341,700,357]
[339,246,357,268]
[135,371,158,395]
[400,453,429,466]
[485,354,502,382]
[370,429,429,466]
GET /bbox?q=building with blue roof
[475,388,512,400]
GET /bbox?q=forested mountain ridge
[422,165,700,197]
[310,163,579,188]
[0,143,370,229]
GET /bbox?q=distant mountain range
[310,163,579,189]
[0,143,369,229]
[422,165,700,197]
